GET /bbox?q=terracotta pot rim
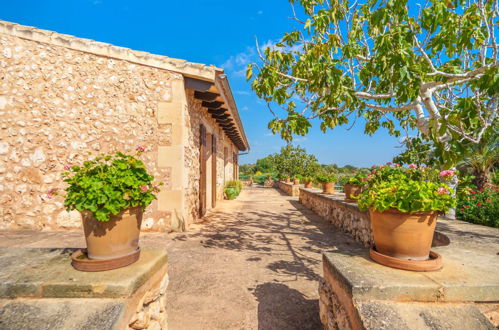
[370,247,442,272]
[81,206,143,218]
[369,208,439,216]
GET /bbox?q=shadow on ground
[251,282,321,330]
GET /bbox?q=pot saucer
[370,246,442,272]
[71,247,141,272]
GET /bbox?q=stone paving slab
[356,300,495,329]
[323,238,499,302]
[0,248,167,299]
[0,299,124,330]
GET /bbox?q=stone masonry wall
[0,32,241,231]
[274,181,301,197]
[129,271,169,330]
[299,188,373,246]
[184,90,236,222]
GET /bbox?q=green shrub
[225,186,239,200]
[457,185,498,228]
[225,180,243,199]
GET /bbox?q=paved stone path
[0,186,356,330]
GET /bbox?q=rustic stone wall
[299,188,373,246]
[274,181,301,197]
[0,32,238,231]
[319,278,352,330]
[184,90,236,221]
[129,272,169,330]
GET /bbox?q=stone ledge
[274,181,301,197]
[0,299,125,330]
[0,19,217,81]
[323,247,499,303]
[0,248,167,299]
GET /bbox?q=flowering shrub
[358,164,456,213]
[457,185,498,228]
[62,148,161,221]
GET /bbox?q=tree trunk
[443,167,458,220]
[472,170,491,190]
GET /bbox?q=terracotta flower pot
[293,179,300,185]
[285,178,291,183]
[369,209,438,260]
[82,206,143,260]
[344,184,363,202]
[304,181,313,188]
[322,182,335,194]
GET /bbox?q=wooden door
[212,135,217,208]
[199,124,207,217]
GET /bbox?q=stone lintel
[0,248,168,299]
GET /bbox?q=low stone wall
[299,188,373,246]
[0,248,169,329]
[319,224,499,329]
[274,181,301,197]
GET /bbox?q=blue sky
[1,0,406,167]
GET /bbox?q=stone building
[0,20,249,231]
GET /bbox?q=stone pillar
[156,79,189,231]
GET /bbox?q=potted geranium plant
[62,147,161,261]
[285,176,291,183]
[344,173,367,202]
[316,173,337,194]
[293,174,302,185]
[358,164,456,261]
[303,176,314,188]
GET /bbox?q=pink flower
[47,187,58,199]
[477,203,482,207]
[140,185,149,192]
[439,170,455,178]
[64,164,72,170]
[393,163,400,167]
[379,165,385,169]
[371,165,377,169]
[408,163,418,169]
[136,145,146,152]
[437,187,449,195]
[386,162,392,166]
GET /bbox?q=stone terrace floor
[0,186,362,330]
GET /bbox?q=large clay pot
[293,178,300,185]
[285,178,291,183]
[304,181,313,188]
[322,182,335,194]
[369,209,438,260]
[344,184,363,202]
[82,207,143,260]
